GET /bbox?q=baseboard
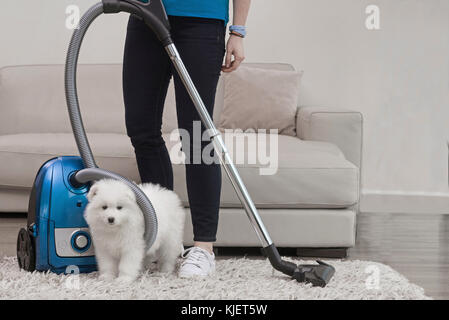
[296,247,348,259]
[360,190,449,214]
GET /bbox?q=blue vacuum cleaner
[17,0,335,287]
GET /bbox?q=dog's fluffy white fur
[84,179,185,282]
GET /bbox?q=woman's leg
[170,16,226,247]
[123,15,173,189]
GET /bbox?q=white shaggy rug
[0,256,430,300]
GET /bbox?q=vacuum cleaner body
[18,156,96,273]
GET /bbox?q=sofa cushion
[0,133,141,188]
[0,65,127,135]
[219,66,302,137]
[172,132,359,208]
[0,65,177,135]
[0,132,358,208]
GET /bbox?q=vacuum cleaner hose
[64,0,335,286]
[65,2,103,169]
[64,2,158,249]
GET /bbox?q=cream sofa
[0,63,363,256]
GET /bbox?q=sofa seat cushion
[0,133,141,188]
[170,132,359,208]
[0,132,358,208]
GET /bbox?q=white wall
[1,0,448,212]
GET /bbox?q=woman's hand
[222,35,245,73]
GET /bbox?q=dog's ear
[87,183,99,202]
[126,188,136,202]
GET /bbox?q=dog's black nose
[108,217,115,224]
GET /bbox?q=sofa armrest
[297,106,363,168]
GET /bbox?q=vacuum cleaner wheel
[17,228,36,272]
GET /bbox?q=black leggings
[123,15,225,242]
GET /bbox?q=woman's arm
[222,0,251,73]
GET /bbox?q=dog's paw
[160,263,176,274]
[115,275,136,285]
[98,273,115,282]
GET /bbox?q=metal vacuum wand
[164,40,335,288]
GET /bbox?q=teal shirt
[162,0,230,24]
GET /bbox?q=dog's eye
[102,205,108,210]
[117,206,122,210]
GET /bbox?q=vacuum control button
[74,234,88,249]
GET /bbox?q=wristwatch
[229,25,247,38]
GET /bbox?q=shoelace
[181,247,211,269]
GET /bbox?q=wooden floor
[1,212,448,299]
[349,213,449,300]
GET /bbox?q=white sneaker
[179,246,215,278]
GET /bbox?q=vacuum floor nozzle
[293,260,336,287]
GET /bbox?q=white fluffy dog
[84,179,185,283]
